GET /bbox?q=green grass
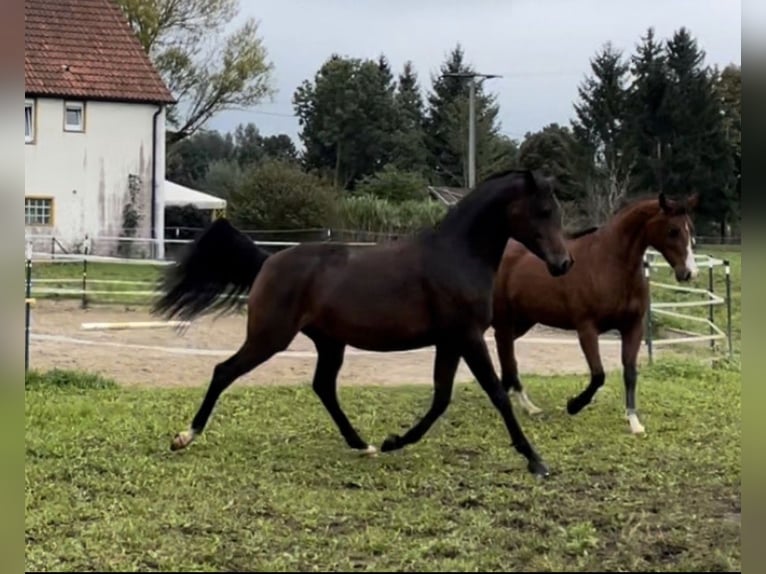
[27,261,164,306]
[26,361,741,572]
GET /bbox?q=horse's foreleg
[566,324,605,415]
[621,320,645,434]
[496,321,541,415]
[310,337,375,454]
[462,332,549,478]
[380,343,460,452]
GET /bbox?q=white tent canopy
[164,180,227,210]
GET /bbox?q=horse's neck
[437,194,511,270]
[602,203,657,274]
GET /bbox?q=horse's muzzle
[675,267,696,282]
[547,255,574,277]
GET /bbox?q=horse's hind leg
[380,343,461,452]
[495,320,541,415]
[566,324,605,415]
[309,334,374,454]
[170,323,297,451]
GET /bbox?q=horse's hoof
[170,430,194,451]
[566,397,583,415]
[528,459,550,479]
[627,412,646,434]
[381,434,403,452]
[360,445,379,457]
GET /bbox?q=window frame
[63,101,85,132]
[25,98,35,144]
[24,196,54,227]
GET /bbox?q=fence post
[708,262,715,350]
[644,258,653,365]
[81,258,88,309]
[25,257,32,374]
[724,259,732,359]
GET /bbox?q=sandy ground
[27,299,647,389]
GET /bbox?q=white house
[24,0,175,259]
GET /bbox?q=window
[64,101,84,132]
[25,99,35,143]
[25,197,53,226]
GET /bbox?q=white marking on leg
[685,222,699,279]
[171,428,196,450]
[361,445,378,457]
[627,411,645,434]
[515,389,543,415]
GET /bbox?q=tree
[293,54,400,189]
[625,27,673,194]
[715,63,741,230]
[116,0,275,144]
[518,124,580,202]
[261,134,299,164]
[165,130,234,187]
[662,28,735,237]
[231,123,299,167]
[424,44,505,187]
[390,61,429,176]
[571,42,635,224]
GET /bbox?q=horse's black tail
[151,218,270,321]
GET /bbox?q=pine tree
[571,42,635,223]
[662,28,734,236]
[625,27,672,194]
[390,61,428,175]
[423,44,503,187]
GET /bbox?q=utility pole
[441,72,502,189]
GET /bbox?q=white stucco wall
[25,97,166,257]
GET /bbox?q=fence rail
[23,243,735,372]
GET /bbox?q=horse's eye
[668,227,680,238]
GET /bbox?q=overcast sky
[207,0,741,146]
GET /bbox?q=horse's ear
[687,191,700,210]
[659,192,672,213]
[523,169,538,191]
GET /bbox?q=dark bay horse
[152,169,573,478]
[492,192,699,434]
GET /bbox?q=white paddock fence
[642,248,733,363]
[23,242,735,372]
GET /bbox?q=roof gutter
[151,105,162,257]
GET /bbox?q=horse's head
[647,192,700,282]
[507,171,573,277]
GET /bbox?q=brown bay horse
[152,169,573,478]
[492,192,699,434]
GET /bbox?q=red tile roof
[25,0,175,104]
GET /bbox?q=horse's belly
[312,296,435,352]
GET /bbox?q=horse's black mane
[481,168,533,182]
[565,226,599,239]
[432,169,537,235]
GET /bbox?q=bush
[353,164,429,203]
[229,160,339,229]
[338,195,447,234]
